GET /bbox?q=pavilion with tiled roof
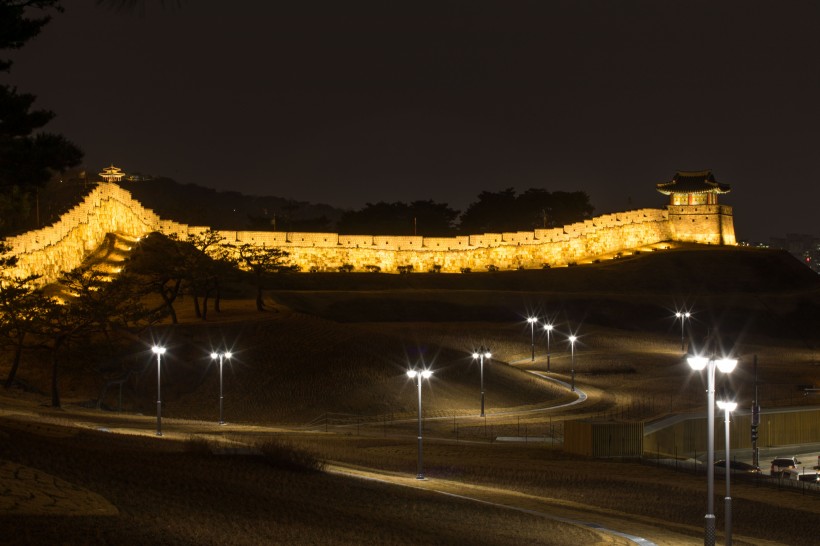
[99,164,125,183]
[656,170,731,206]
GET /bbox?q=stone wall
[667,204,736,245]
[1,182,734,283]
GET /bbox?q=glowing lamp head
[484,351,492,359]
[527,317,538,324]
[152,346,166,355]
[684,312,691,318]
[716,400,738,412]
[544,323,553,332]
[211,352,219,359]
[716,358,737,374]
[568,335,577,344]
[687,356,708,370]
[421,370,433,379]
[406,370,417,379]
[225,352,232,359]
[676,311,682,318]
[472,352,480,359]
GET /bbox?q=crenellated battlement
[1,182,734,284]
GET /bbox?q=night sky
[7,1,820,242]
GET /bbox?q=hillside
[267,246,820,341]
[119,178,344,231]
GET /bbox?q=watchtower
[658,170,736,245]
[99,164,125,183]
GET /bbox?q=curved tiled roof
[657,170,731,195]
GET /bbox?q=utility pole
[751,354,760,468]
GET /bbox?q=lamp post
[472,347,491,417]
[717,395,737,546]
[676,311,691,352]
[568,334,577,392]
[210,351,232,425]
[688,355,737,546]
[527,316,538,361]
[152,346,166,436]
[544,323,553,372]
[407,368,433,480]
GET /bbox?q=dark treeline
[338,188,594,236]
[0,1,83,235]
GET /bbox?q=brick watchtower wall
[666,204,736,245]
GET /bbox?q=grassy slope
[0,425,604,546]
[269,246,820,340]
[3,245,820,545]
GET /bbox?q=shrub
[460,267,472,274]
[338,264,354,273]
[364,265,381,273]
[183,437,213,455]
[428,264,442,273]
[255,439,325,473]
[541,263,551,269]
[309,266,319,273]
[397,265,413,274]
[486,264,499,272]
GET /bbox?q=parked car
[797,470,820,483]
[770,457,801,477]
[714,460,761,473]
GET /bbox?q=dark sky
[7,1,820,242]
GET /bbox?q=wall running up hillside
[2,182,734,284]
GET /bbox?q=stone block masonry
[1,183,734,284]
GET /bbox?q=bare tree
[237,244,291,311]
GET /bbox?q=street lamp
[407,368,433,480]
[688,355,737,546]
[152,345,166,436]
[527,316,538,361]
[543,323,554,372]
[676,310,691,352]
[568,334,577,392]
[471,347,491,417]
[210,351,232,425]
[717,394,738,546]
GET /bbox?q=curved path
[327,463,681,545]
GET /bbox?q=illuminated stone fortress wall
[2,181,735,284]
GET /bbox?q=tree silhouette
[0,1,83,233]
[0,242,47,387]
[459,188,594,233]
[236,244,291,311]
[337,200,458,236]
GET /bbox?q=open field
[2,245,820,544]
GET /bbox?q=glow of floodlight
[716,400,738,412]
[716,358,737,374]
[688,356,709,371]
